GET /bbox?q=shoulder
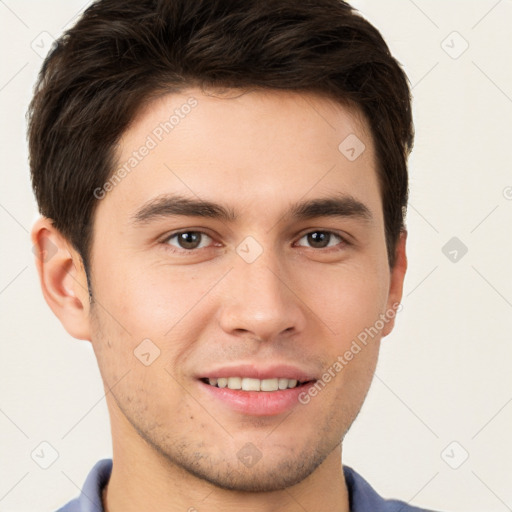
[343,466,442,512]
[55,459,112,512]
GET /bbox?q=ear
[31,216,92,341]
[381,229,407,338]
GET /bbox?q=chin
[177,457,325,492]
[154,434,336,493]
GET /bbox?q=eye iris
[178,232,201,249]
[308,231,330,248]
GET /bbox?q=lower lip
[198,380,316,416]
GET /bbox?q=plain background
[1,1,511,511]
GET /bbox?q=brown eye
[296,231,345,249]
[166,231,212,250]
[308,231,330,248]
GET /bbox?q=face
[87,87,405,492]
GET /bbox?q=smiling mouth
[200,377,315,392]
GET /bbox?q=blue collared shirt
[56,459,440,512]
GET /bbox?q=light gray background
[1,1,511,511]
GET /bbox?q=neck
[104,449,349,512]
[103,414,349,512]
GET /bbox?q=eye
[164,231,214,250]
[295,231,347,249]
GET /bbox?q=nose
[217,248,306,341]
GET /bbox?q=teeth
[242,378,261,391]
[260,378,278,391]
[227,377,242,389]
[278,378,289,390]
[206,377,304,391]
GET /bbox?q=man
[28,0,440,510]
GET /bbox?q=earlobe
[381,230,407,338]
[31,216,92,341]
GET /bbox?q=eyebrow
[130,193,373,225]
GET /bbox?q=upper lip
[197,364,318,382]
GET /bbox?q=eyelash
[162,230,350,254]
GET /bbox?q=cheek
[305,259,387,419]
[88,260,219,396]
[298,258,390,342]
[93,255,214,338]
[89,301,192,426]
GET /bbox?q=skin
[32,87,407,512]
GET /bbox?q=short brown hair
[28,0,413,275]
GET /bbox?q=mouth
[200,377,315,392]
[196,363,318,415]
[197,368,318,416]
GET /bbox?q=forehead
[98,87,382,228]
